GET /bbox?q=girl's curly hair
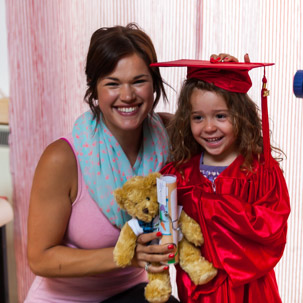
[168,78,282,170]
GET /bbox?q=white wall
[0,0,9,97]
[0,1,17,302]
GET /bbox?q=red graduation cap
[151,59,275,166]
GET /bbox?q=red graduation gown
[160,153,290,303]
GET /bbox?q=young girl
[154,60,290,302]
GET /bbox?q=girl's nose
[120,85,135,102]
[204,119,216,132]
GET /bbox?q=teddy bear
[113,172,217,303]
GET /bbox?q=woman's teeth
[117,106,138,113]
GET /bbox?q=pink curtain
[5,1,202,301]
[5,0,303,302]
[6,1,87,301]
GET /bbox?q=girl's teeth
[207,137,221,142]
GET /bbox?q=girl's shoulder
[160,154,201,185]
[250,154,283,175]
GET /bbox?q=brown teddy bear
[113,172,217,303]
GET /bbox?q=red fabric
[187,67,252,93]
[151,60,274,94]
[160,153,290,303]
[151,59,274,70]
[261,74,271,167]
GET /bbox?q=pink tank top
[25,134,147,303]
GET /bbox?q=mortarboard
[151,59,275,166]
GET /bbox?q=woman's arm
[27,139,120,277]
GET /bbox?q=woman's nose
[120,85,135,102]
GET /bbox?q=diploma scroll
[157,175,179,264]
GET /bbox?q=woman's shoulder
[37,139,77,186]
[41,139,76,168]
[34,138,78,202]
[157,112,173,128]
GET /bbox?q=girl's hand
[210,53,251,63]
[132,231,176,273]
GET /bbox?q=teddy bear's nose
[143,208,149,214]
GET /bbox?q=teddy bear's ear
[114,188,125,209]
[145,172,162,187]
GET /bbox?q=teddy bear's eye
[146,197,150,201]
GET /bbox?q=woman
[25,23,243,302]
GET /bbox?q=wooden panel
[0,97,9,125]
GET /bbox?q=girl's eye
[192,115,203,121]
[216,113,227,119]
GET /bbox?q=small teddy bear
[113,172,217,303]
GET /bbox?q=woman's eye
[105,82,119,87]
[134,79,146,85]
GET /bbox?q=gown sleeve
[194,161,290,286]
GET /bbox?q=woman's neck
[113,128,143,167]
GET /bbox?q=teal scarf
[72,111,169,228]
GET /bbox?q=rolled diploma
[157,175,179,264]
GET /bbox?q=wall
[0,0,17,302]
[199,2,303,302]
[0,0,9,97]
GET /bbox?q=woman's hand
[210,53,251,63]
[132,231,176,273]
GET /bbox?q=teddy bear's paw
[179,238,217,285]
[197,265,218,285]
[179,211,204,246]
[145,279,172,303]
[184,260,218,285]
[113,252,132,267]
[113,223,137,267]
[113,240,135,267]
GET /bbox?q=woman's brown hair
[84,23,167,124]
